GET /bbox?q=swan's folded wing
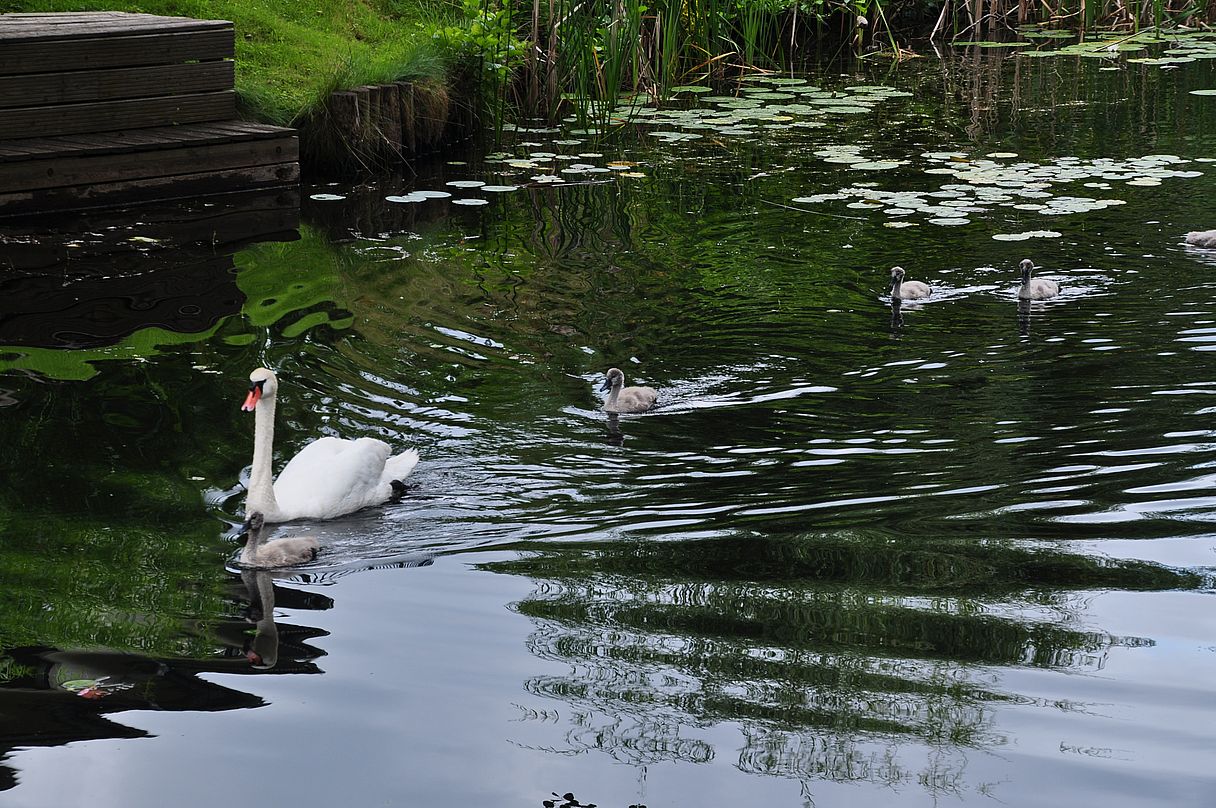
[274,436,393,519]
[381,448,420,484]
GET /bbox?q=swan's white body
[1017,258,1059,301]
[889,266,931,300]
[1186,230,1216,248]
[601,367,658,413]
[243,367,419,523]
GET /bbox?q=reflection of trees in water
[487,533,1195,792]
[934,46,1216,149]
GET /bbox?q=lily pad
[953,41,1034,47]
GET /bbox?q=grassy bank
[0,0,460,125]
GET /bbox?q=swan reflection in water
[241,569,280,670]
[605,412,624,446]
[1018,297,1033,337]
[890,297,904,330]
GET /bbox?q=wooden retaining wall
[0,12,298,216]
[302,79,477,169]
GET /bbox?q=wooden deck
[0,12,297,216]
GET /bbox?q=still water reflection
[2,47,1216,807]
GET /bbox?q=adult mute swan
[1017,258,1059,300]
[889,266,931,300]
[600,367,658,413]
[242,367,419,522]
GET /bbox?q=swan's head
[242,368,279,411]
[600,367,625,392]
[1019,259,1034,281]
[890,266,906,282]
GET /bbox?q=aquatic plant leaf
[953,41,1034,48]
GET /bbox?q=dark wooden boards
[0,121,287,161]
[0,12,297,215]
[0,91,237,139]
[0,132,297,192]
[0,162,300,216]
[0,13,229,41]
[0,61,235,109]
[0,29,234,75]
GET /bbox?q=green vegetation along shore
[0,0,462,126]
[3,0,1213,161]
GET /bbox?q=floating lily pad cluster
[482,147,646,180]
[952,28,1216,68]
[365,146,651,207]
[619,79,914,140]
[793,152,1209,233]
[1016,29,1216,65]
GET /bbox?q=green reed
[500,0,916,129]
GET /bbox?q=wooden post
[353,86,371,154]
[380,83,402,158]
[328,90,358,145]
[362,85,382,157]
[396,82,416,156]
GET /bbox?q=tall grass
[493,0,902,129]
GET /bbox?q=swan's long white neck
[247,395,280,519]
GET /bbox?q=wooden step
[0,61,235,109]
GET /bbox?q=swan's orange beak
[241,383,262,412]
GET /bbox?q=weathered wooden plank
[0,29,233,75]
[0,91,237,139]
[0,61,234,109]
[0,136,298,191]
[0,121,294,161]
[0,162,300,215]
[0,15,229,42]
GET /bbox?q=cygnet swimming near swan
[240,511,319,568]
[600,368,658,413]
[1185,230,1216,248]
[889,266,931,300]
[1017,258,1059,300]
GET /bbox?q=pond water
[2,43,1216,807]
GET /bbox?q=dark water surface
[2,48,1216,807]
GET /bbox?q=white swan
[1017,258,1059,300]
[1186,230,1216,248]
[600,367,658,413]
[889,266,931,300]
[242,367,419,522]
[241,511,318,569]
